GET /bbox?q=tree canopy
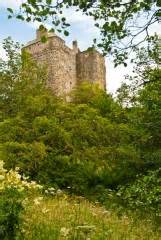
[6,0,161,65]
[0,37,161,197]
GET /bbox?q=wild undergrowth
[21,194,161,240]
[1,160,160,240]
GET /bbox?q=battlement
[23,28,106,96]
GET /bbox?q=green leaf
[39,24,45,31]
[35,17,42,22]
[61,17,66,22]
[46,0,52,4]
[64,30,69,36]
[49,28,55,33]
[26,17,31,22]
[95,23,99,28]
[157,0,161,7]
[41,36,48,43]
[16,15,25,21]
[7,8,13,14]
[156,11,161,17]
[93,38,97,44]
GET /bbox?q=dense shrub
[0,37,161,200]
[116,168,161,222]
[0,39,141,193]
[0,187,24,240]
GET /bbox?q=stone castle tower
[23,28,106,96]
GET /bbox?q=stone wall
[76,49,106,90]
[23,30,106,96]
[24,34,77,96]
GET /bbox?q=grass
[21,194,161,240]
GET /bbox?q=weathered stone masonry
[23,29,106,96]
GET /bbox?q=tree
[116,39,161,170]
[0,38,142,193]
[0,37,56,118]
[116,35,161,109]
[6,0,161,65]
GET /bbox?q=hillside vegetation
[0,38,161,239]
[0,160,160,240]
[23,196,160,240]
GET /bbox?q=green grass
[21,194,161,240]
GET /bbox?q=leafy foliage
[5,0,161,64]
[21,193,161,239]
[117,39,161,172]
[0,38,141,195]
[0,160,42,240]
[116,168,161,222]
[0,187,24,240]
[0,37,161,226]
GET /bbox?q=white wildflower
[30,181,37,185]
[102,210,111,216]
[0,161,4,170]
[48,187,55,191]
[0,175,5,181]
[42,208,49,214]
[33,197,43,205]
[57,189,63,195]
[15,167,20,172]
[60,227,70,237]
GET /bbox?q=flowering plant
[0,160,42,240]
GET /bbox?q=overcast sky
[0,1,160,94]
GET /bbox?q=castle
[23,28,106,96]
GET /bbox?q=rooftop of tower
[24,27,103,57]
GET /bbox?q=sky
[0,1,160,94]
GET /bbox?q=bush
[116,168,161,222]
[0,187,24,240]
[0,161,43,240]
